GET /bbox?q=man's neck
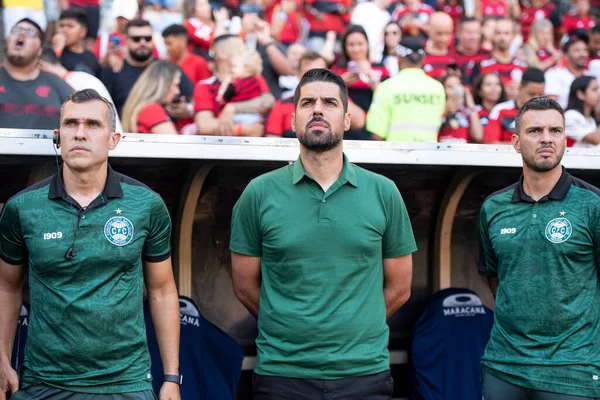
[2,60,40,81]
[492,49,512,63]
[125,54,153,67]
[566,62,585,77]
[63,162,109,207]
[522,164,562,201]
[171,50,188,64]
[66,42,85,54]
[426,41,448,56]
[456,43,479,55]
[299,147,344,192]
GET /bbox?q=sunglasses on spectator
[11,26,39,38]
[129,36,153,43]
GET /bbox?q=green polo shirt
[0,165,171,394]
[230,154,417,379]
[479,168,600,397]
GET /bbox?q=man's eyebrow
[62,118,104,125]
[525,125,564,131]
[300,96,339,102]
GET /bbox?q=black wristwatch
[163,374,183,386]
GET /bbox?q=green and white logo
[104,216,134,246]
[545,217,572,244]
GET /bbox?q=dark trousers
[483,370,596,400]
[253,370,393,400]
[10,385,155,400]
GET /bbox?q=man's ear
[512,133,521,153]
[344,112,351,132]
[291,113,296,132]
[109,132,122,150]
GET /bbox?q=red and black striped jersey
[519,4,555,42]
[423,53,456,79]
[562,13,596,37]
[484,99,517,143]
[480,0,506,18]
[474,58,527,85]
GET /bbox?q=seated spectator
[381,22,403,76]
[475,0,507,19]
[423,12,455,80]
[484,67,545,143]
[438,74,483,143]
[480,17,496,52]
[562,0,595,39]
[439,0,464,31]
[0,19,74,130]
[303,0,351,51]
[589,25,600,60]
[519,0,559,43]
[217,49,265,126]
[332,25,389,115]
[545,37,589,110]
[39,46,123,132]
[182,0,229,59]
[68,0,101,52]
[162,24,211,85]
[565,75,600,147]
[350,0,391,62]
[279,43,307,98]
[471,18,527,98]
[391,0,435,38]
[121,61,180,134]
[194,35,274,136]
[452,17,490,76]
[270,0,303,48]
[472,72,507,129]
[265,51,366,137]
[52,8,100,76]
[521,19,561,72]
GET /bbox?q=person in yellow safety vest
[366,37,446,142]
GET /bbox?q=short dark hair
[521,67,545,86]
[59,7,88,26]
[61,89,117,132]
[40,45,61,65]
[212,34,238,48]
[566,75,597,120]
[125,19,152,34]
[162,24,188,39]
[299,51,327,68]
[14,18,45,43]
[563,37,587,53]
[293,68,348,112]
[515,96,564,135]
[459,16,480,28]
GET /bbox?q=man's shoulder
[351,163,398,192]
[544,65,569,79]
[482,183,518,212]
[4,177,53,209]
[480,58,497,68]
[569,174,600,200]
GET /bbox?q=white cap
[112,0,139,21]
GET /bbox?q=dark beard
[297,118,342,153]
[522,147,564,172]
[5,47,37,68]
[129,48,152,62]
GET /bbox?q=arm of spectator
[213,8,230,38]
[466,91,483,143]
[195,110,234,136]
[505,0,521,20]
[150,122,179,134]
[580,130,600,145]
[319,31,337,65]
[473,0,482,20]
[228,93,276,115]
[348,102,366,130]
[242,123,265,137]
[565,111,600,145]
[257,23,294,77]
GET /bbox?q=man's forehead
[63,100,108,118]
[300,82,342,99]
[128,26,152,35]
[522,109,563,125]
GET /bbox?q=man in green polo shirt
[0,89,181,399]
[366,37,445,142]
[230,68,417,399]
[479,96,600,399]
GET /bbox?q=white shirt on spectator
[351,2,391,63]
[64,71,123,133]
[544,66,582,110]
[564,109,599,148]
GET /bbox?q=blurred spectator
[475,0,506,19]
[0,19,73,129]
[438,73,483,143]
[367,37,445,142]
[303,0,351,51]
[52,8,101,76]
[471,18,527,97]
[64,0,101,51]
[279,43,307,98]
[480,17,496,52]
[351,0,391,62]
[423,12,455,80]
[381,21,403,76]
[332,25,389,139]
[182,0,229,59]
[39,45,122,131]
[99,19,195,116]
[162,24,211,85]
[193,35,274,136]
[439,0,464,30]
[521,19,561,71]
[565,75,600,146]
[589,24,600,60]
[3,0,48,38]
[562,0,595,38]
[519,0,559,43]
[121,61,180,134]
[146,0,178,12]
[453,17,490,81]
[471,72,507,129]
[544,37,589,109]
[392,0,435,38]
[265,51,366,137]
[484,67,545,143]
[270,0,303,48]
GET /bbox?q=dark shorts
[10,385,155,400]
[81,5,100,39]
[253,369,393,400]
[482,370,596,400]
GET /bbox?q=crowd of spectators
[2,0,600,146]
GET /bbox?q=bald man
[422,12,455,79]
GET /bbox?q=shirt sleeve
[478,203,498,277]
[230,181,263,257]
[382,181,417,258]
[142,194,172,262]
[565,110,595,142]
[138,104,171,131]
[265,101,285,136]
[0,199,27,265]
[366,84,391,139]
[193,82,215,113]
